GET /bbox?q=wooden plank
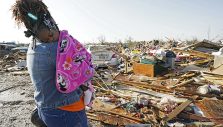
[163,96,197,122]
[133,62,154,77]
[173,49,214,59]
[196,99,223,124]
[178,112,211,122]
[115,75,220,98]
[88,111,142,126]
[167,79,194,89]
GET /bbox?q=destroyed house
[0,44,17,57]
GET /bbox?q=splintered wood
[196,99,223,124]
[88,41,223,126]
[88,99,144,126]
[163,96,198,122]
[87,112,142,126]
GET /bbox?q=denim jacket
[27,40,83,108]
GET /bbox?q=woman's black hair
[11,0,58,38]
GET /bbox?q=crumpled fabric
[56,30,94,93]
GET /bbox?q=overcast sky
[0,0,223,43]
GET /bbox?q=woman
[11,0,89,126]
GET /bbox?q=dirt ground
[0,71,35,127]
[0,71,108,127]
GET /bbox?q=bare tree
[98,35,106,44]
[125,36,135,49]
[125,36,133,43]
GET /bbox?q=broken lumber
[163,96,198,122]
[178,112,211,122]
[173,49,214,59]
[167,79,194,89]
[87,111,143,126]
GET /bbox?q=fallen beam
[178,112,211,122]
[173,49,214,59]
[87,112,143,126]
[163,96,198,122]
[167,79,194,89]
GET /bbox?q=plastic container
[84,89,92,106]
[197,85,221,95]
[165,50,176,69]
[140,58,156,65]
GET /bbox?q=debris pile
[0,51,26,72]
[1,40,223,126]
[87,40,223,126]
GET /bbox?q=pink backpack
[56,30,94,94]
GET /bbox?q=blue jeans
[38,107,88,127]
